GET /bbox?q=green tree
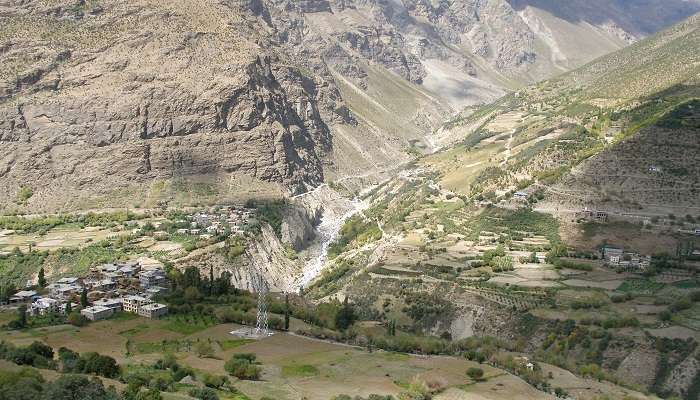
[546,243,568,263]
[334,297,356,331]
[284,294,290,331]
[58,347,80,373]
[78,352,120,378]
[208,266,214,297]
[65,302,72,315]
[80,289,88,308]
[10,305,28,329]
[184,287,202,303]
[37,267,46,288]
[387,320,397,336]
[224,353,260,380]
[67,312,88,327]
[0,368,45,400]
[42,375,119,400]
[0,283,17,303]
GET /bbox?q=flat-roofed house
[80,305,114,321]
[118,265,136,278]
[99,264,119,274]
[122,295,151,314]
[50,284,82,300]
[145,286,168,298]
[10,290,38,304]
[138,303,168,319]
[603,246,624,264]
[93,298,123,312]
[139,270,167,289]
[28,297,62,316]
[57,277,80,285]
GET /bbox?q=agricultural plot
[563,279,623,290]
[0,313,567,400]
[0,225,116,253]
[616,279,666,295]
[462,284,551,310]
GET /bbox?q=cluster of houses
[602,246,651,272]
[152,207,254,241]
[7,260,169,321]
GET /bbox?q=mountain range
[1,0,699,213]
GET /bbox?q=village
[0,205,258,324]
[5,258,170,322]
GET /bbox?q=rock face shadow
[506,0,700,35]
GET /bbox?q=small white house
[122,295,151,314]
[514,191,529,200]
[138,303,168,319]
[29,297,62,316]
[10,290,38,304]
[81,305,114,321]
[93,298,123,312]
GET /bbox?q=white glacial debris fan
[293,185,369,289]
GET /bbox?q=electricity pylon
[252,272,269,336]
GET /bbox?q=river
[292,186,371,290]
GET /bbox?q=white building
[57,277,80,285]
[122,295,151,313]
[81,305,114,321]
[138,303,168,319]
[93,298,123,312]
[10,290,38,304]
[49,284,82,300]
[28,297,62,316]
[139,270,167,289]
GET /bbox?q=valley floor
[0,313,658,400]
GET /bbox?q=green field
[616,279,666,294]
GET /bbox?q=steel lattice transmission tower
[252,273,269,336]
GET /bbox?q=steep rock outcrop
[0,0,343,210]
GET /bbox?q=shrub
[43,374,119,400]
[195,342,214,358]
[658,310,672,321]
[188,387,219,400]
[67,312,89,327]
[224,353,260,380]
[77,352,120,378]
[202,373,228,389]
[466,367,484,380]
[669,298,692,313]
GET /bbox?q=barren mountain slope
[433,11,700,222]
[1,0,698,213]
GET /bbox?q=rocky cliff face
[0,0,344,211]
[1,0,697,212]
[178,223,303,293]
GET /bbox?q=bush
[202,373,228,389]
[669,298,692,313]
[77,352,120,378]
[67,312,89,327]
[188,387,219,400]
[689,291,700,302]
[0,368,45,399]
[224,353,261,380]
[195,342,214,358]
[466,367,484,380]
[44,374,120,400]
[0,341,55,369]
